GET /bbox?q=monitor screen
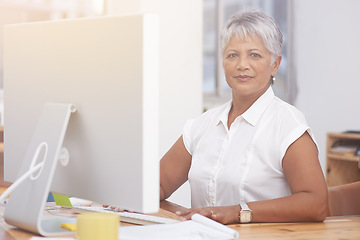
[3,14,159,221]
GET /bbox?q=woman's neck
[227,99,251,129]
[227,87,269,129]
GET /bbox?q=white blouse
[183,87,317,208]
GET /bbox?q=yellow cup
[76,212,119,240]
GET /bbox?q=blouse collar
[218,87,275,127]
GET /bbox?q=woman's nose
[236,57,250,70]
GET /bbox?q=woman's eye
[227,53,238,58]
[250,53,261,58]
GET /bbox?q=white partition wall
[106,0,203,207]
[293,0,360,172]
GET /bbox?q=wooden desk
[1,201,360,240]
[230,216,360,240]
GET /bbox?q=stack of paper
[119,214,239,240]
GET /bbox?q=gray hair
[220,9,283,63]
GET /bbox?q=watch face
[240,211,252,223]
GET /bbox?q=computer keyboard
[72,206,180,225]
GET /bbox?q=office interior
[0,0,359,209]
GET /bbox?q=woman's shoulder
[185,101,230,130]
[194,101,230,121]
[183,101,230,153]
[270,97,308,123]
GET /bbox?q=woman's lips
[233,75,253,81]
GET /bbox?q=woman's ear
[271,55,282,76]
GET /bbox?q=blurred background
[1,0,360,207]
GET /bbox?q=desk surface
[1,200,360,240]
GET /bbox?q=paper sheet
[119,214,238,240]
[52,193,73,207]
[30,238,74,240]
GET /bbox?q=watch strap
[240,202,251,212]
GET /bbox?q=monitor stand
[4,103,77,236]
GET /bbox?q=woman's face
[223,34,281,100]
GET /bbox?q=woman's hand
[175,205,240,225]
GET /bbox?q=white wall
[107,0,203,207]
[6,0,355,208]
[0,0,201,208]
[293,0,360,172]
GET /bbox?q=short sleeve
[182,119,194,155]
[279,125,310,160]
[278,109,319,162]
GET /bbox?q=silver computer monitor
[3,14,159,236]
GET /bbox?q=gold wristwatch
[239,202,252,223]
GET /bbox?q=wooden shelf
[327,132,360,140]
[326,132,360,187]
[327,153,359,162]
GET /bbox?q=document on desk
[119,214,239,240]
[30,238,74,240]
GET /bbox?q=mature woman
[160,9,328,224]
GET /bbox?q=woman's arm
[176,132,328,224]
[249,131,328,222]
[160,136,192,201]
